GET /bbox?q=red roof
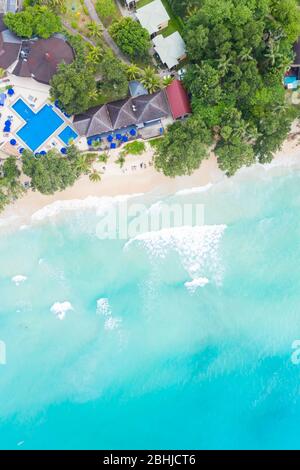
[165,79,191,119]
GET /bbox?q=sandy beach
[1,122,300,226]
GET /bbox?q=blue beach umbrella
[4,127,10,133]
[110,142,116,149]
[116,133,122,140]
[40,150,46,155]
[5,120,11,126]
[130,128,136,136]
[7,88,14,96]
[0,93,6,106]
[10,138,16,145]
[19,147,24,154]
[60,147,67,154]
[107,135,113,142]
[122,135,128,142]
[87,138,93,146]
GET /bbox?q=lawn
[94,0,121,28]
[161,0,184,37]
[64,0,91,35]
[136,0,154,7]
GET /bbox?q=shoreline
[1,129,300,227]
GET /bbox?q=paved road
[83,0,130,64]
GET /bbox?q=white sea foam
[19,225,30,231]
[125,224,226,285]
[31,194,144,222]
[11,275,27,286]
[104,316,122,330]
[50,301,73,320]
[176,183,213,196]
[185,277,209,293]
[96,298,111,316]
[96,297,122,331]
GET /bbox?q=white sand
[1,125,300,227]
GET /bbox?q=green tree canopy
[154,117,212,177]
[50,62,96,115]
[167,0,300,176]
[109,17,150,60]
[22,149,79,194]
[4,5,61,38]
[97,50,128,100]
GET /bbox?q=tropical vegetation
[0,157,23,211]
[4,4,62,38]
[110,17,150,60]
[155,0,300,177]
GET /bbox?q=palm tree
[40,0,66,13]
[162,75,174,87]
[87,46,102,65]
[239,48,254,62]
[89,170,101,183]
[87,22,102,40]
[98,152,109,163]
[89,89,99,102]
[217,56,232,75]
[141,67,161,93]
[75,154,90,174]
[0,190,9,211]
[265,46,277,66]
[115,154,125,168]
[92,139,101,149]
[126,64,142,81]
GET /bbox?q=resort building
[73,90,172,142]
[165,79,191,120]
[0,0,18,14]
[153,32,186,69]
[0,15,74,84]
[0,21,21,70]
[73,81,191,147]
[125,0,138,8]
[128,80,148,97]
[292,39,300,68]
[136,0,169,38]
[12,37,75,84]
[283,38,300,88]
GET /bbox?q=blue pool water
[12,99,64,152]
[2,165,300,449]
[58,126,78,145]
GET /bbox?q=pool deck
[0,73,83,156]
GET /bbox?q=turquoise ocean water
[1,165,300,449]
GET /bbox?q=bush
[123,140,145,155]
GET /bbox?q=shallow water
[1,166,300,449]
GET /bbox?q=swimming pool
[58,126,78,145]
[12,99,64,152]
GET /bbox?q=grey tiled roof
[74,90,171,137]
